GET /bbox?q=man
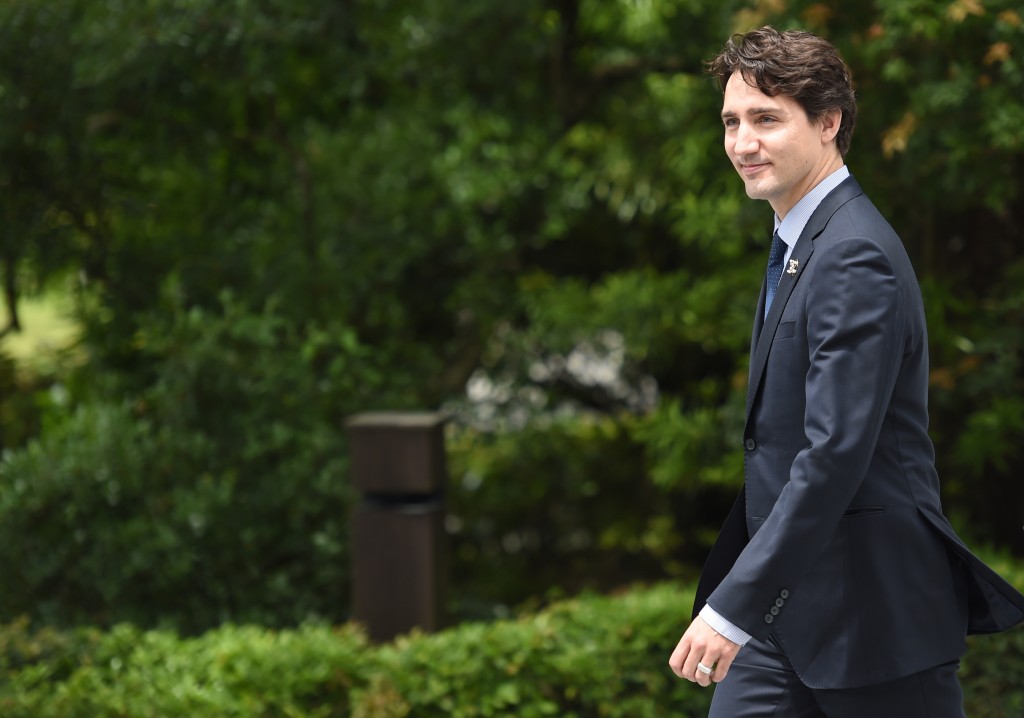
[668,27,1024,716]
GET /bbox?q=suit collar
[745,176,865,418]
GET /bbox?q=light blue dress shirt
[775,165,851,266]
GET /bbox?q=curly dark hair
[707,26,857,156]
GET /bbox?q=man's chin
[741,174,779,200]
[744,184,771,201]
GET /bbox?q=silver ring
[696,661,713,676]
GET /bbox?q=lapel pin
[786,258,799,275]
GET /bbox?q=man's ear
[819,109,842,146]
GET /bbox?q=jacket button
[780,589,790,599]
[744,438,757,451]
[764,614,774,624]
[775,598,785,607]
[770,606,780,616]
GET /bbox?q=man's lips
[740,162,770,176]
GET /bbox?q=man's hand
[668,616,742,688]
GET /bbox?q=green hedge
[0,620,370,717]
[0,584,1021,717]
[353,585,713,718]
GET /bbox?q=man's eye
[758,116,776,124]
[724,118,738,128]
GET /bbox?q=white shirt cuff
[699,604,752,646]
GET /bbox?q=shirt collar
[773,165,850,250]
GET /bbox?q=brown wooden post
[346,412,447,642]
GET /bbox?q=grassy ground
[0,289,81,368]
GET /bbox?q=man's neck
[773,164,850,242]
[772,154,845,220]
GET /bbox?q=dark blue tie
[764,230,786,318]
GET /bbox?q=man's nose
[734,124,758,155]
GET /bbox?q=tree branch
[1,255,21,339]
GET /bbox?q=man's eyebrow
[720,107,781,119]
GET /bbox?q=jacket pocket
[774,321,796,340]
[841,505,885,519]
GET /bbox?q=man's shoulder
[811,189,919,284]
[814,185,898,244]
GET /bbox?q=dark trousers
[708,634,966,718]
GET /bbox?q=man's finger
[694,658,715,687]
[668,637,695,681]
[711,650,736,683]
[679,639,707,683]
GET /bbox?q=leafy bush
[0,621,372,717]
[0,583,1021,717]
[0,401,185,629]
[0,296,380,633]
[0,585,709,718]
[961,628,1024,718]
[351,584,713,718]
[445,416,737,619]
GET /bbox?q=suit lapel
[744,176,865,419]
[749,280,768,385]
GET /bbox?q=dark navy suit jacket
[692,176,1024,689]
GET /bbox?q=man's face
[721,72,841,218]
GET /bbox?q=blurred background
[0,0,1022,714]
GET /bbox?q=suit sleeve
[705,234,904,640]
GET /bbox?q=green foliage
[354,585,713,718]
[962,630,1024,718]
[448,417,674,616]
[0,581,1022,717]
[922,257,1024,550]
[0,349,43,450]
[0,402,169,628]
[445,409,745,616]
[0,620,372,717]
[0,295,384,632]
[1,0,1023,632]
[0,585,712,718]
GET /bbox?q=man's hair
[707,26,857,156]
